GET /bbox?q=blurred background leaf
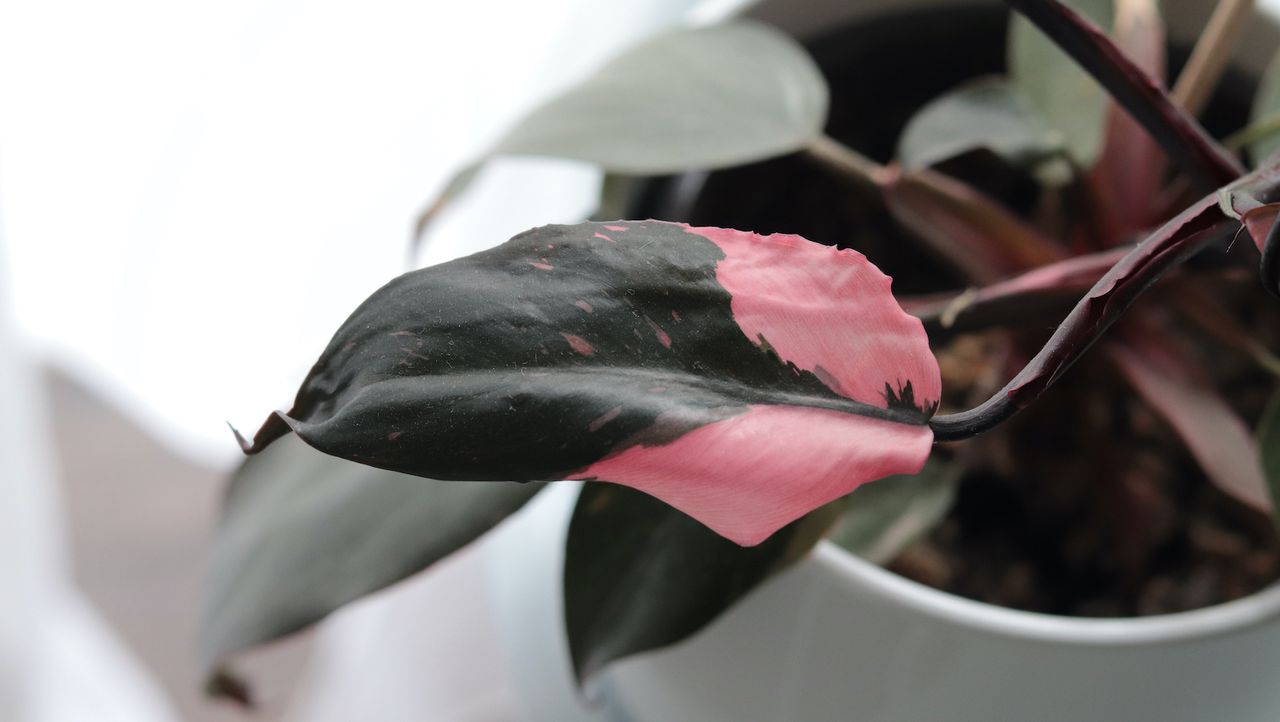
[897,76,1065,171]
[829,457,963,566]
[1010,0,1114,165]
[492,20,829,173]
[563,484,842,684]
[200,434,542,680]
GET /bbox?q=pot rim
[813,540,1280,645]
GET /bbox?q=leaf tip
[230,411,297,455]
[205,666,256,709]
[226,421,254,454]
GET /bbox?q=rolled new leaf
[244,221,941,546]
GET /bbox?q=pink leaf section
[572,405,934,546]
[1109,338,1270,511]
[566,224,942,546]
[685,225,942,412]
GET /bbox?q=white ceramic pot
[483,2,1280,721]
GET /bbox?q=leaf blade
[1109,327,1270,511]
[493,21,829,174]
[897,76,1066,171]
[563,484,842,683]
[246,221,939,546]
[199,434,542,674]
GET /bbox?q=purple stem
[1005,0,1244,190]
[929,194,1237,440]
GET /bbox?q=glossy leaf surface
[201,433,542,675]
[563,484,841,683]
[243,221,940,546]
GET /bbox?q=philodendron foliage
[203,0,1280,699]
[239,221,940,546]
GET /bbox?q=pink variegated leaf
[1109,326,1270,511]
[241,221,940,547]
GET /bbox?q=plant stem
[929,195,1237,440]
[907,246,1130,333]
[804,135,885,192]
[1004,0,1244,190]
[805,135,1064,281]
[1171,0,1255,116]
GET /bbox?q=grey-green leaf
[410,161,484,258]
[1247,51,1280,165]
[1260,389,1280,530]
[199,433,542,676]
[493,20,829,174]
[1010,0,1114,165]
[829,457,962,566]
[897,76,1066,170]
[564,484,841,684]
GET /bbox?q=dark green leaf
[199,433,542,676]
[897,76,1065,171]
[829,457,963,565]
[240,220,940,547]
[563,484,842,684]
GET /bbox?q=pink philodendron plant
[238,221,940,547]
[203,0,1280,702]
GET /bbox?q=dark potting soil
[630,5,1280,616]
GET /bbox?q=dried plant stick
[1171,0,1255,116]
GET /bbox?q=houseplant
[202,0,1280,718]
